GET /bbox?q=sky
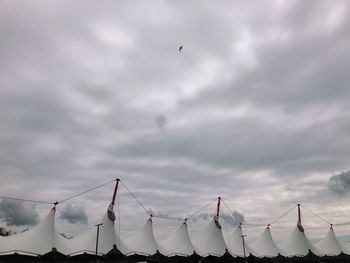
[1,0,350,243]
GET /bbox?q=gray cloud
[221,211,245,227]
[191,212,212,223]
[190,211,244,227]
[155,114,167,130]
[0,200,39,226]
[0,0,349,240]
[329,171,350,195]
[60,204,88,224]
[147,209,169,218]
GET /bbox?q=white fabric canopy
[0,208,70,256]
[67,207,127,256]
[249,227,279,258]
[279,225,320,257]
[122,218,158,256]
[2,202,350,259]
[157,222,195,257]
[191,217,227,257]
[225,225,251,257]
[315,227,342,256]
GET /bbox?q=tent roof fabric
[122,218,158,256]
[1,206,350,259]
[225,226,251,257]
[315,227,342,256]
[191,218,227,257]
[278,225,321,257]
[67,206,127,256]
[249,227,281,258]
[0,208,70,256]
[157,222,195,257]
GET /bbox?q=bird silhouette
[179,45,183,52]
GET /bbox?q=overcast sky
[1,0,350,243]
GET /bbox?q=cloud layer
[0,200,39,227]
[0,0,350,240]
[60,204,88,224]
[329,171,350,195]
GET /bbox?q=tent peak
[52,201,59,211]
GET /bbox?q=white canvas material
[67,208,127,256]
[157,222,195,257]
[249,227,279,258]
[122,218,158,256]
[225,225,251,257]
[0,208,70,256]
[1,207,350,258]
[315,227,342,256]
[278,225,321,257]
[191,218,227,257]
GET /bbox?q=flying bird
[179,45,183,52]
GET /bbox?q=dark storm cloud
[0,200,39,226]
[60,204,88,224]
[329,171,350,195]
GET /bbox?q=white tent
[249,226,279,258]
[279,225,320,257]
[67,207,126,256]
[225,225,251,257]
[2,187,350,261]
[157,221,195,257]
[122,218,158,256]
[191,217,227,257]
[0,207,70,256]
[315,226,342,256]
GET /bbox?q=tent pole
[297,203,305,232]
[216,197,221,218]
[95,223,103,263]
[241,234,248,263]
[111,179,120,205]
